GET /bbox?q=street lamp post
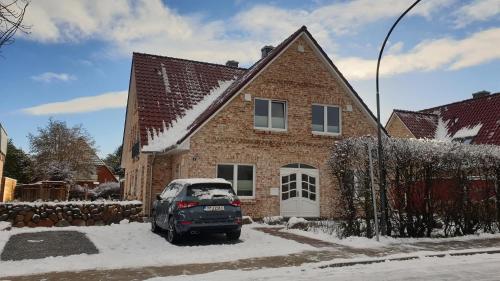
[376,0,421,235]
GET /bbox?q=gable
[178,27,384,148]
[386,113,416,138]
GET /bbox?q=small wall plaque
[270,187,279,196]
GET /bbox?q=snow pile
[287,217,308,229]
[262,216,285,225]
[143,79,235,152]
[0,221,11,231]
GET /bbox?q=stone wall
[0,201,143,228]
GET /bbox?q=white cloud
[19,0,499,80]
[31,72,76,83]
[336,27,500,80]
[21,0,452,65]
[22,91,127,115]
[454,0,500,28]
[232,0,453,45]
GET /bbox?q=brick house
[386,91,500,145]
[121,26,381,218]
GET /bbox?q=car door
[157,183,180,228]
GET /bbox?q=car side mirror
[156,194,161,200]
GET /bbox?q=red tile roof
[392,110,438,139]
[132,53,246,146]
[390,93,500,145]
[129,26,382,152]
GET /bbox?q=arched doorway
[280,163,319,217]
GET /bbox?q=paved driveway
[1,231,98,261]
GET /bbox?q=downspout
[148,152,157,217]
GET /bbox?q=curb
[319,249,500,269]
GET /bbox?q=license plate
[204,206,224,211]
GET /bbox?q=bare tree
[29,119,98,182]
[0,0,30,51]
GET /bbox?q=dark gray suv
[151,178,243,243]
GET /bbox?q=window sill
[312,131,341,137]
[254,128,288,134]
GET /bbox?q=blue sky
[0,0,499,157]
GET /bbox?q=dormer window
[254,98,287,130]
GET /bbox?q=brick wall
[182,34,377,218]
[386,114,415,138]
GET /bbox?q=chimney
[472,90,490,99]
[225,60,239,68]
[261,45,274,58]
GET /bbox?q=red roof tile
[132,53,246,146]
[393,110,438,139]
[391,93,500,145]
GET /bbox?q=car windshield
[187,184,235,200]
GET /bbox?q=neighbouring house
[121,26,382,218]
[13,154,119,202]
[386,91,500,145]
[74,155,119,189]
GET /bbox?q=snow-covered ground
[0,222,314,277]
[284,227,500,249]
[147,253,500,281]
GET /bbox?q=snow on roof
[170,178,231,185]
[451,123,483,139]
[142,79,235,152]
[434,118,451,141]
[434,118,483,142]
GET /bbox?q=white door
[280,167,319,217]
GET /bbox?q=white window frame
[254,98,288,132]
[311,104,342,136]
[216,163,256,199]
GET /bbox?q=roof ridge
[421,91,500,112]
[394,109,438,116]
[132,52,248,71]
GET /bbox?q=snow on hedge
[142,79,235,152]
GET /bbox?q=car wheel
[226,230,241,241]
[151,213,161,234]
[166,216,181,244]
